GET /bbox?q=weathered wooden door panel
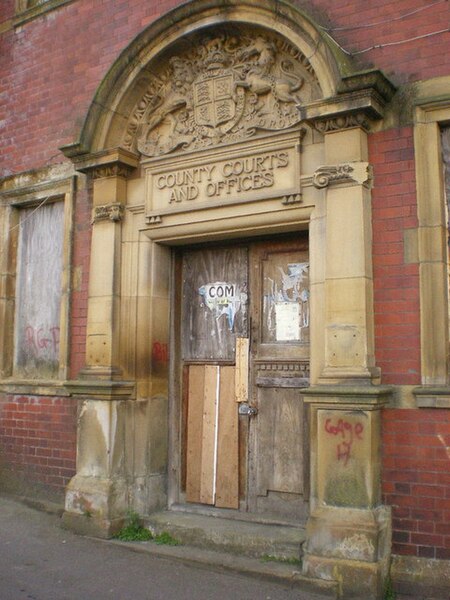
[256,244,310,357]
[181,247,248,361]
[248,237,310,521]
[256,387,304,496]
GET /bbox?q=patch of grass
[154,531,180,546]
[114,513,181,545]
[261,554,302,566]
[114,511,153,542]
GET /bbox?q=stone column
[63,149,139,537]
[302,117,392,599]
[0,204,16,378]
[314,121,378,385]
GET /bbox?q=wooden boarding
[200,365,218,505]
[216,366,239,508]
[235,337,249,403]
[185,365,205,503]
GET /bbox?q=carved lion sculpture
[139,57,194,136]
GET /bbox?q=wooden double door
[176,235,310,522]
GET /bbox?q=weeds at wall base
[113,511,180,545]
[384,574,397,600]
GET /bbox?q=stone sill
[413,387,450,409]
[0,380,70,397]
[13,0,76,27]
[64,379,135,401]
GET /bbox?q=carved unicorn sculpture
[239,36,304,104]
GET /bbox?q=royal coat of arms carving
[123,30,320,157]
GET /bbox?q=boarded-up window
[14,201,64,379]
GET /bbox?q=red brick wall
[70,184,91,379]
[0,0,181,175]
[382,409,450,560]
[0,394,77,495]
[1,0,449,175]
[310,0,450,82]
[370,127,421,386]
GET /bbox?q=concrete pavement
[0,495,446,600]
[0,495,333,600]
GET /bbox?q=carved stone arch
[62,0,360,158]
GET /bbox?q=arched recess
[62,0,359,159]
[62,9,396,592]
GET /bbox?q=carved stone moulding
[299,75,396,134]
[122,25,322,159]
[92,203,125,224]
[314,112,371,134]
[62,147,140,179]
[313,164,354,188]
[146,215,162,225]
[91,164,132,180]
[312,162,372,189]
[257,361,309,373]
[282,193,302,205]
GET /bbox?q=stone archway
[61,2,396,597]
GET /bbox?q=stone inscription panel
[145,135,301,216]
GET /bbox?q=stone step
[144,510,306,561]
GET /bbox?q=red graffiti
[25,325,60,355]
[324,418,364,466]
[152,342,169,364]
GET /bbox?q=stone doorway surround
[60,1,396,598]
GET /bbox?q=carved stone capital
[313,162,372,189]
[92,203,125,224]
[313,112,371,134]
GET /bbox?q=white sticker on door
[275,301,300,341]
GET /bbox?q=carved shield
[193,73,236,129]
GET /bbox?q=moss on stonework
[324,472,369,507]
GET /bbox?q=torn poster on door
[270,263,309,341]
[199,282,246,331]
[277,263,309,301]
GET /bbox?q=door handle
[238,403,258,417]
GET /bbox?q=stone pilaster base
[62,475,128,538]
[302,506,391,599]
[129,474,167,516]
